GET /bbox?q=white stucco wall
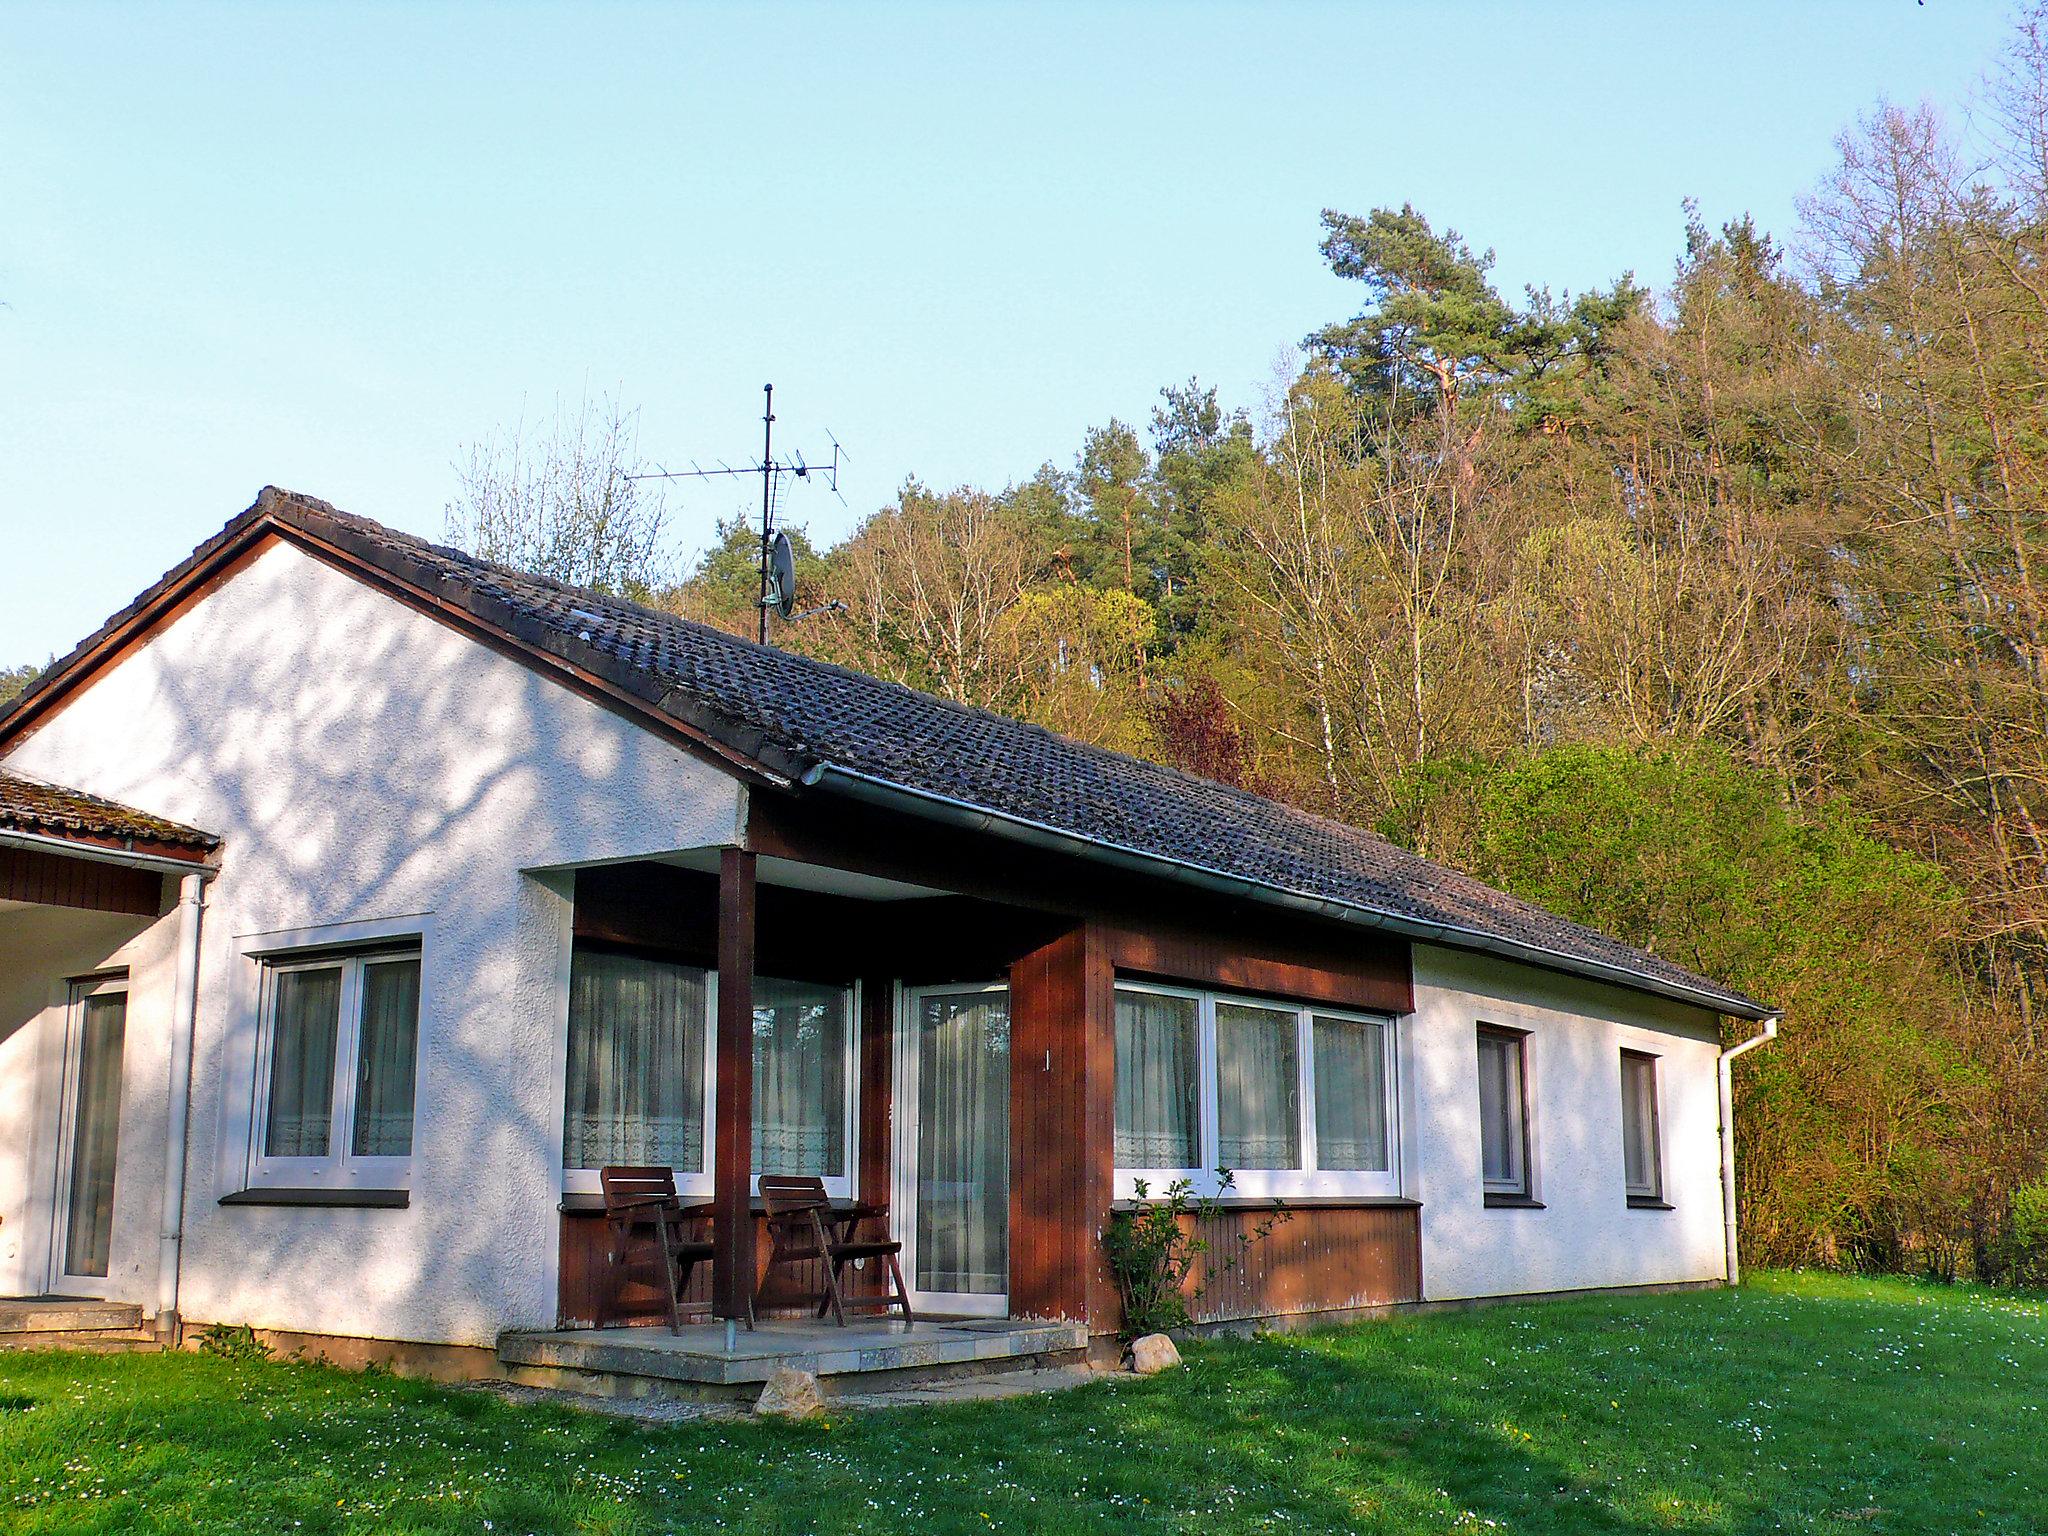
[2,538,743,1346]
[1404,942,1728,1301]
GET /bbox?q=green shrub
[1103,1172,1289,1340]
[194,1324,271,1363]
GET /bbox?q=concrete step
[498,1316,1091,1402]
[0,1297,146,1336]
[0,1331,158,1353]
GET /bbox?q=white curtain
[351,957,420,1157]
[1312,1015,1388,1171]
[1215,1001,1300,1170]
[916,990,1009,1294]
[752,977,847,1178]
[1621,1052,1660,1195]
[1478,1031,1524,1188]
[1114,989,1199,1167]
[562,949,707,1170]
[63,991,127,1278]
[264,966,341,1158]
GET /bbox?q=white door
[50,978,128,1295]
[895,983,1010,1316]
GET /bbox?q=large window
[560,946,858,1197]
[562,951,709,1173]
[1113,982,1399,1199]
[752,977,850,1178]
[1477,1025,1533,1204]
[251,947,421,1187]
[1620,1049,1665,1206]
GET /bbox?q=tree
[1389,745,2006,1273]
[1309,204,1525,419]
[669,514,829,639]
[821,481,1037,708]
[0,661,41,706]
[444,392,676,599]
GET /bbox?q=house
[0,487,1774,1381]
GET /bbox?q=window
[252,947,420,1186]
[1477,1026,1532,1203]
[752,977,849,1178]
[562,950,709,1173]
[1115,989,1201,1168]
[1216,1001,1301,1169]
[1312,1014,1391,1171]
[560,945,858,1197]
[1113,982,1399,1198]
[1620,1049,1665,1205]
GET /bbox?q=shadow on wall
[8,546,732,1345]
[0,907,155,1044]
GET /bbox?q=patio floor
[497,1315,1090,1393]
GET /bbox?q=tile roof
[0,768,218,855]
[0,488,1768,1016]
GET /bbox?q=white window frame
[559,968,861,1203]
[49,973,130,1296]
[1477,1023,1534,1202]
[1112,979,1401,1201]
[1620,1048,1666,1205]
[893,979,1012,1317]
[247,945,422,1194]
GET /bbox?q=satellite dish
[767,530,797,620]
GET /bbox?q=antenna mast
[627,384,846,645]
[758,385,774,644]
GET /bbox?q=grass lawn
[1,1270,2042,1535]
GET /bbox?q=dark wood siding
[1181,1203,1421,1327]
[1101,920,1410,1014]
[746,788,1412,1003]
[1007,923,1116,1324]
[0,846,164,915]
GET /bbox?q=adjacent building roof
[0,767,219,860]
[0,487,1769,1017]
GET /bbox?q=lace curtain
[1114,988,1200,1168]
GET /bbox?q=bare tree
[444,391,675,597]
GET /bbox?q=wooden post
[1007,921,1115,1327]
[713,847,757,1322]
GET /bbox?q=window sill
[1483,1193,1545,1209]
[219,1188,409,1209]
[1111,1195,1420,1212]
[1627,1196,1675,1211]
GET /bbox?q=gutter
[0,827,216,876]
[1717,1015,1779,1287]
[801,761,1773,1021]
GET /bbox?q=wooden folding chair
[756,1175,913,1326]
[599,1165,731,1333]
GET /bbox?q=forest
[17,13,2048,1283]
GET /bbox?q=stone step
[0,1297,146,1336]
[0,1331,158,1354]
[498,1316,1090,1400]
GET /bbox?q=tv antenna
[628,383,846,644]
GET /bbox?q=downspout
[156,870,209,1345]
[1718,1015,1779,1287]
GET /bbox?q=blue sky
[0,1,2016,664]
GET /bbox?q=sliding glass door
[897,985,1009,1315]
